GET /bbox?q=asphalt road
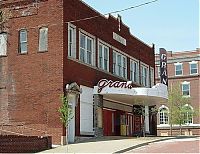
[127,137,200,153]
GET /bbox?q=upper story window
[19,29,28,54]
[150,67,154,87]
[189,61,198,75]
[98,42,109,72]
[182,81,190,96]
[0,33,7,56]
[175,63,183,76]
[113,51,127,78]
[39,27,48,52]
[130,59,139,83]
[79,31,95,65]
[159,106,169,125]
[141,64,149,87]
[157,66,160,78]
[68,24,76,58]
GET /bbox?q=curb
[114,136,180,153]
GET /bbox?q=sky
[82,0,199,53]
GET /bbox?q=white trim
[189,61,198,64]
[159,105,169,111]
[181,81,190,97]
[189,62,198,75]
[174,62,183,76]
[103,108,116,111]
[103,98,133,107]
[183,104,194,110]
[97,38,111,48]
[0,33,7,56]
[68,23,76,58]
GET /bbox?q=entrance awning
[93,81,168,106]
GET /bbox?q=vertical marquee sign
[159,48,168,86]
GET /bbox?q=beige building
[155,48,200,136]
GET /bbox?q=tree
[58,95,73,145]
[168,84,191,135]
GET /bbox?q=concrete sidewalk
[39,136,175,153]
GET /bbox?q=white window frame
[39,27,48,52]
[79,30,95,66]
[150,67,154,87]
[157,66,160,78]
[189,61,198,75]
[68,23,76,58]
[130,58,139,83]
[0,33,7,56]
[19,29,28,54]
[140,62,149,87]
[98,40,110,72]
[113,50,127,78]
[181,81,190,97]
[182,104,193,125]
[174,63,183,76]
[159,105,169,125]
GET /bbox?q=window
[130,60,139,83]
[157,66,160,78]
[113,51,127,78]
[68,24,76,58]
[182,104,193,124]
[39,27,48,52]
[150,67,154,87]
[113,52,116,74]
[0,33,7,56]
[80,32,94,65]
[159,107,169,124]
[175,63,183,76]
[19,29,27,54]
[141,64,149,87]
[189,61,198,75]
[98,43,109,71]
[182,81,190,96]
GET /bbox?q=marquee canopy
[93,79,168,106]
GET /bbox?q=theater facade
[0,0,167,144]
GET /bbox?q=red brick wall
[0,0,156,145]
[155,50,200,135]
[0,135,52,153]
[63,0,155,88]
[0,0,64,144]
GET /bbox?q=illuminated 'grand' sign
[97,79,133,93]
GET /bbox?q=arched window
[159,106,169,124]
[182,104,193,124]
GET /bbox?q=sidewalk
[39,136,176,153]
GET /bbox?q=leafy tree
[168,84,192,135]
[58,95,73,145]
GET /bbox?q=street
[127,137,200,153]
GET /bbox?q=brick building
[0,0,167,144]
[155,48,200,136]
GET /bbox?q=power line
[4,0,158,30]
[68,0,158,23]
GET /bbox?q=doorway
[67,94,76,143]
